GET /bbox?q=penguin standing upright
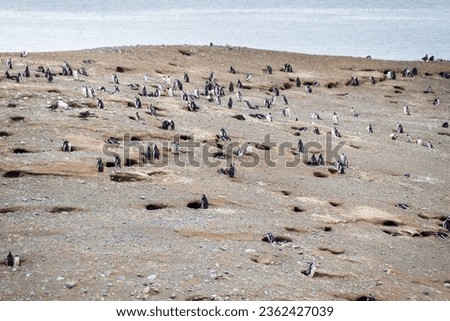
[6,252,14,267]
[201,194,209,209]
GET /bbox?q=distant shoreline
[1,44,447,64]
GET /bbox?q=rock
[147,274,157,282]
[57,276,65,281]
[143,286,150,294]
[444,283,450,288]
[65,281,76,289]
[21,197,28,202]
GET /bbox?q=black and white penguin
[305,84,312,94]
[96,98,104,109]
[114,153,121,168]
[229,66,236,74]
[332,126,341,138]
[317,153,325,166]
[433,97,440,106]
[367,124,373,133]
[282,95,288,105]
[172,141,180,154]
[161,119,175,130]
[62,139,72,152]
[96,158,104,172]
[333,112,339,125]
[266,232,275,243]
[6,252,14,267]
[443,216,450,231]
[112,73,119,84]
[295,77,301,87]
[228,163,236,178]
[397,122,404,133]
[404,104,411,115]
[201,194,209,209]
[301,261,316,277]
[134,96,142,109]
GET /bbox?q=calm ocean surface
[0,0,449,61]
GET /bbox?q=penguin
[145,143,153,161]
[209,72,215,82]
[301,261,316,277]
[282,95,288,105]
[396,122,404,133]
[229,66,236,74]
[297,139,304,153]
[273,86,280,96]
[134,96,142,109]
[433,97,440,106]
[6,252,14,267]
[62,139,72,152]
[228,163,236,178]
[13,255,20,268]
[340,153,348,167]
[336,161,345,174]
[266,232,275,243]
[219,127,231,141]
[295,77,301,87]
[305,84,312,93]
[406,133,412,143]
[96,98,104,109]
[229,81,234,93]
[442,122,449,128]
[404,104,411,115]
[422,54,428,62]
[317,153,325,166]
[245,73,253,81]
[201,194,209,209]
[236,79,243,89]
[245,143,253,155]
[309,154,318,166]
[143,73,150,82]
[332,126,341,138]
[23,65,30,78]
[443,216,450,231]
[367,124,373,133]
[427,141,434,149]
[47,71,54,83]
[282,106,290,117]
[114,153,121,168]
[351,107,359,117]
[313,126,320,135]
[227,97,233,109]
[153,144,160,160]
[370,76,376,84]
[236,90,242,102]
[96,158,104,172]
[333,112,339,124]
[112,73,119,84]
[183,72,189,82]
[311,112,321,120]
[172,141,180,154]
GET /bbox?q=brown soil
[0,45,449,301]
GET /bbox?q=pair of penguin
[6,252,20,268]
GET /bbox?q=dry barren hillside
[1,45,449,300]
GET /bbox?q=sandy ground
[0,45,449,301]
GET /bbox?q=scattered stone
[444,283,450,288]
[57,276,65,281]
[65,281,76,289]
[143,286,150,294]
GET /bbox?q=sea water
[0,0,449,61]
